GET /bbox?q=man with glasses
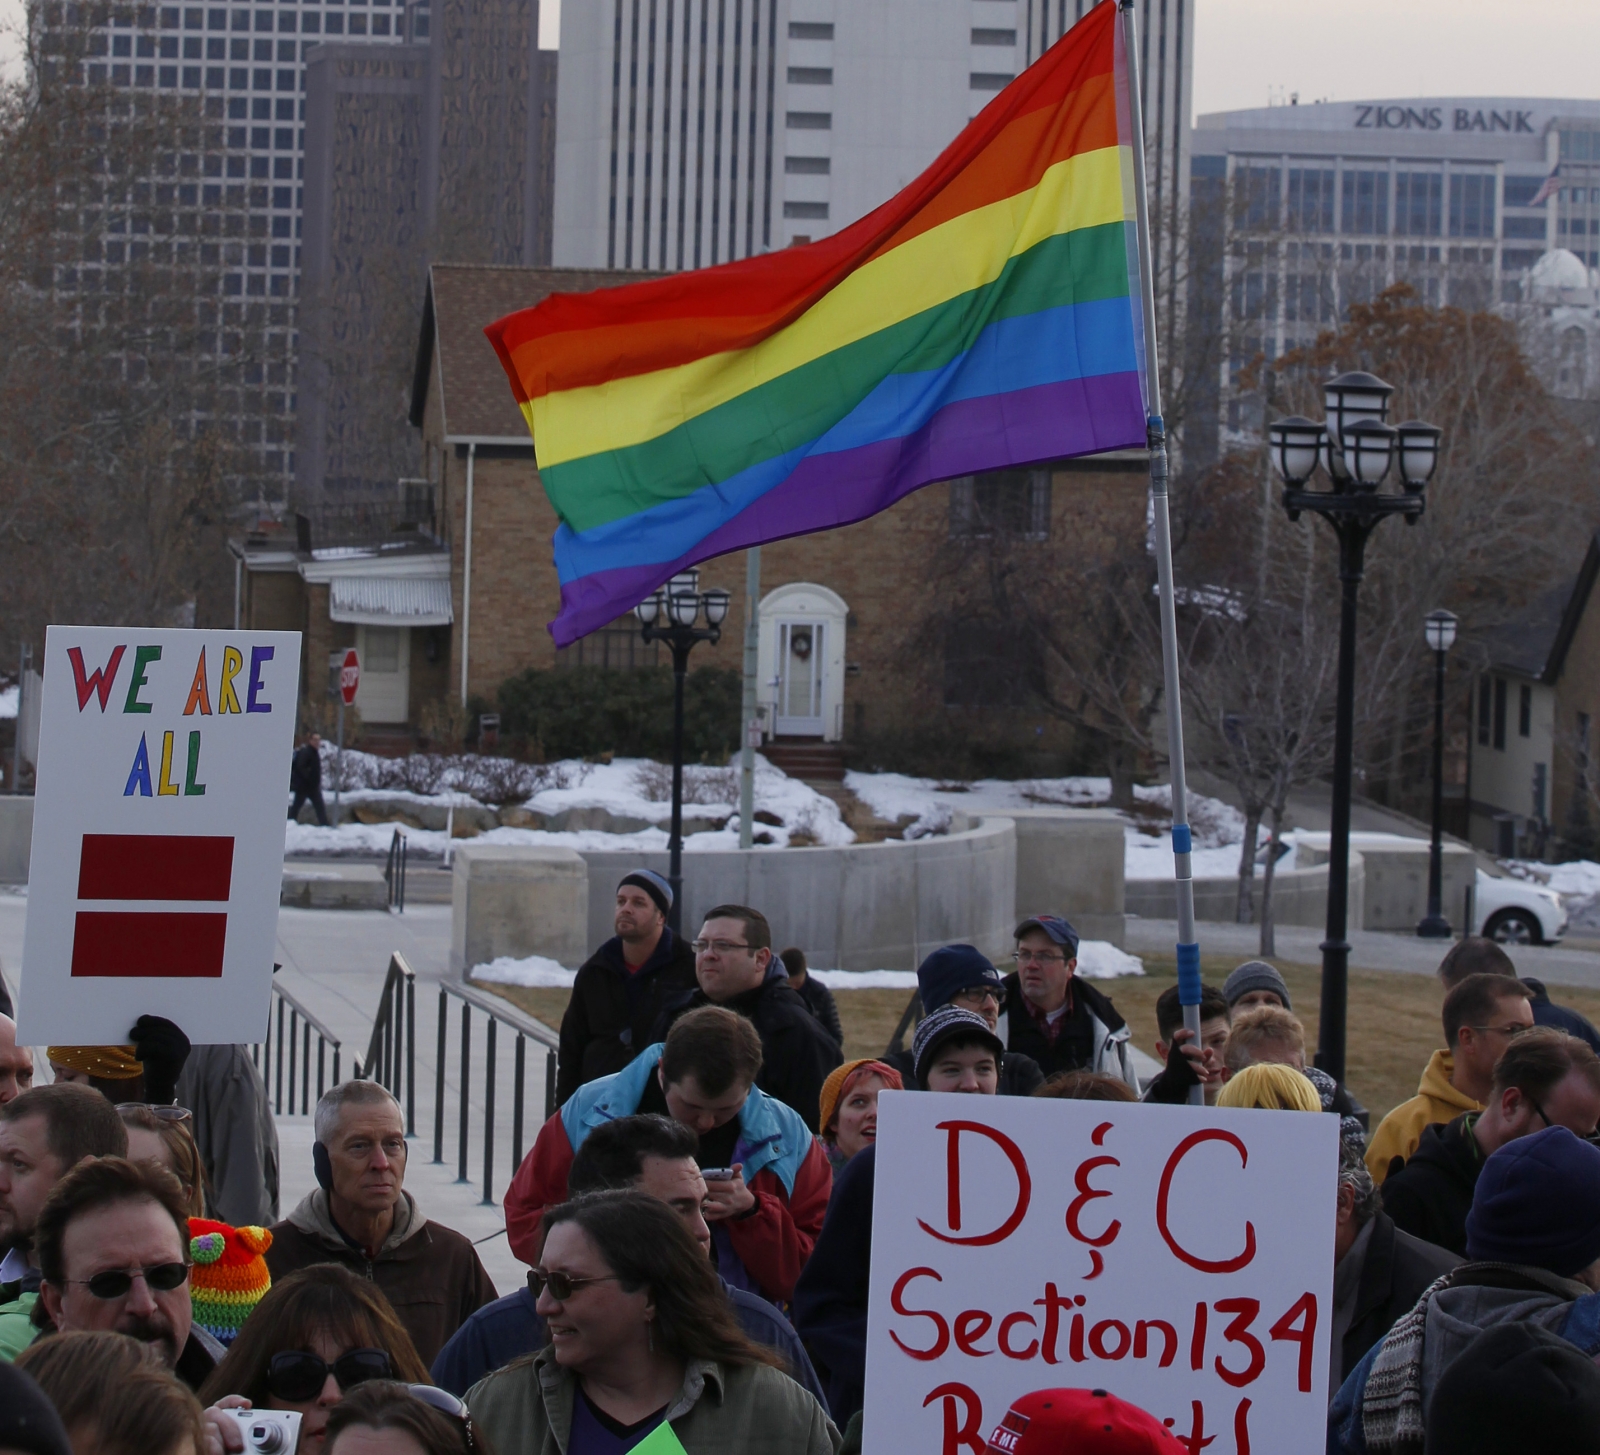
[999,915,1137,1089]
[654,905,841,1132]
[1368,973,1536,1183]
[881,945,1043,1095]
[1380,1025,1600,1256]
[30,1154,222,1386]
[0,1081,127,1353]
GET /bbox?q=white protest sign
[864,1093,1338,1455]
[18,626,302,1044]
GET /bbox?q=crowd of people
[6,867,1600,1452]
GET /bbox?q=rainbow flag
[486,0,1148,645]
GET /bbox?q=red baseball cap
[984,1389,1178,1455]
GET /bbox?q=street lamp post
[1418,609,1459,939]
[636,569,731,930]
[1268,373,1442,1083]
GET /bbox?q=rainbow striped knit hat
[188,1218,272,1346]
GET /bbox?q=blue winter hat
[917,944,1003,1014]
[912,1006,1004,1086]
[618,868,672,917]
[1465,1126,1600,1278]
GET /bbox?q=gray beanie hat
[1222,960,1291,1011]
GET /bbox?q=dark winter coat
[289,742,321,791]
[881,1045,1044,1097]
[555,926,698,1105]
[1338,1210,1462,1387]
[265,1190,497,1366]
[1525,977,1600,1056]
[794,975,844,1047]
[175,1043,280,1226]
[792,1141,875,1424]
[1378,1112,1484,1257]
[654,965,843,1132]
[999,972,1137,1086]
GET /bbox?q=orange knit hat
[188,1218,272,1346]
[818,1058,903,1138]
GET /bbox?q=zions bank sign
[1354,104,1535,133]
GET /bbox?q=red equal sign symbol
[72,834,234,979]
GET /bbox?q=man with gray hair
[1331,1141,1459,1394]
[264,1079,496,1364]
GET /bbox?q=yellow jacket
[1365,1049,1482,1183]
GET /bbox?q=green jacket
[0,1293,39,1361]
[466,1348,839,1455]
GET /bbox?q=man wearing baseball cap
[555,868,698,1105]
[984,1388,1178,1454]
[881,946,1044,1095]
[1001,916,1137,1089]
[793,1007,1003,1426]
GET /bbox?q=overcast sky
[5,1,1598,138]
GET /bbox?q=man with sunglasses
[0,1081,126,1353]
[31,1154,224,1387]
[652,905,842,1133]
[999,915,1137,1089]
[880,945,1044,1095]
[1381,1025,1600,1256]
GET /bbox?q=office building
[551,0,1192,280]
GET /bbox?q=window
[1451,174,1495,238]
[786,112,831,130]
[1478,677,1491,745]
[784,201,829,219]
[943,621,1042,708]
[788,21,832,39]
[1238,165,1280,231]
[1519,684,1532,738]
[970,72,1013,90]
[1503,175,1546,208]
[1493,676,1506,751]
[948,470,1051,540]
[1287,167,1334,232]
[1534,762,1548,822]
[1504,216,1548,240]
[1342,170,1389,235]
[1579,713,1593,795]
[787,67,832,84]
[785,156,829,174]
[971,28,1016,44]
[1394,173,1442,237]
[556,623,659,670]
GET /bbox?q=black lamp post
[1268,373,1442,1083]
[1418,609,1459,939]
[636,569,730,930]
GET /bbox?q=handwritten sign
[18,626,302,1044]
[863,1093,1338,1454]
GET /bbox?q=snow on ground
[0,685,16,719]
[471,939,1143,987]
[1507,858,1600,900]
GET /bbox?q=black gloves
[129,1015,191,1106]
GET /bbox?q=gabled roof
[1480,530,1600,684]
[408,263,658,439]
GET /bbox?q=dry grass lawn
[476,963,1600,1127]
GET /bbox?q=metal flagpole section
[738,548,761,850]
[1120,0,1202,1104]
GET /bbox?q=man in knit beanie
[1221,960,1291,1013]
[1330,1126,1600,1454]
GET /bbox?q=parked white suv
[1475,871,1567,946]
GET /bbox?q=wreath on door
[789,629,813,660]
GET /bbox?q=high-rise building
[551,0,1192,277]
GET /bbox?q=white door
[774,621,826,736]
[355,626,410,723]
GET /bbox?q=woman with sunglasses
[120,1104,209,1218]
[199,1264,430,1454]
[466,1191,837,1455]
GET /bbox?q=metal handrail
[254,980,343,1116]
[434,978,560,1207]
[384,828,408,913]
[358,953,417,1136]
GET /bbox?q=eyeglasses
[407,1385,479,1451]
[68,1261,189,1300]
[1467,1023,1531,1038]
[266,1348,392,1403]
[691,939,752,955]
[1013,951,1067,966]
[116,1104,193,1123]
[528,1267,623,1302]
[951,988,1001,1006]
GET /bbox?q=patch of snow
[1076,941,1145,979]
[473,954,576,988]
[1506,859,1600,899]
[0,686,16,720]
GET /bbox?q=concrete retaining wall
[451,844,590,973]
[1126,854,1366,931]
[1005,808,1125,947]
[578,816,1018,971]
[0,797,30,884]
[1295,834,1475,932]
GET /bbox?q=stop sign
[339,648,361,706]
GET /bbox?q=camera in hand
[224,1409,302,1452]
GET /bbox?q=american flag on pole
[1531,164,1562,208]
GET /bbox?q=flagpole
[1120,0,1202,1104]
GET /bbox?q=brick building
[235,262,1150,760]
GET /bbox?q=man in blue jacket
[432,1113,827,1412]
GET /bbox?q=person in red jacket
[504,1006,830,1305]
